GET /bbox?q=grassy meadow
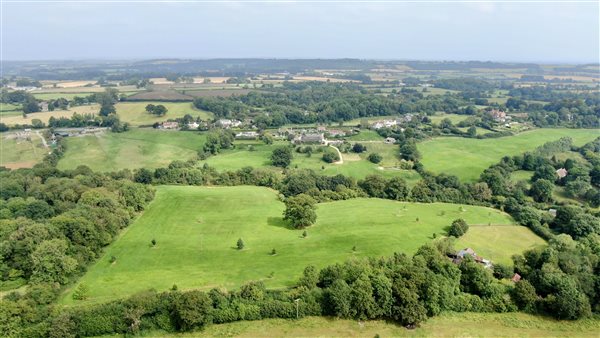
[0,132,48,169]
[456,225,545,265]
[57,128,204,171]
[115,101,212,126]
[140,313,600,337]
[1,104,100,125]
[61,185,536,305]
[418,128,599,181]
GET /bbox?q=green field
[418,128,599,181]
[136,313,600,338]
[0,102,21,113]
[456,225,545,265]
[428,113,469,124]
[61,185,535,305]
[0,133,48,169]
[115,101,213,126]
[200,141,421,182]
[57,128,205,171]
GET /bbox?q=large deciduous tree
[283,194,317,228]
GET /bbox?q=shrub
[448,218,469,237]
[367,153,383,164]
[322,151,340,163]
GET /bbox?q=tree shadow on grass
[267,216,294,230]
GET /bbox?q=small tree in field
[448,218,469,237]
[271,249,277,255]
[72,283,89,300]
[151,239,156,246]
[237,238,245,250]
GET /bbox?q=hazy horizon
[2,1,599,63]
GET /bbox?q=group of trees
[0,163,156,337]
[2,239,539,337]
[192,82,472,127]
[145,104,168,116]
[0,166,155,288]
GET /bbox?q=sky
[2,1,599,63]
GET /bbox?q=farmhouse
[371,119,398,130]
[384,137,396,144]
[511,273,522,283]
[400,114,414,123]
[556,168,568,178]
[160,121,179,129]
[235,131,259,139]
[489,109,507,123]
[187,121,200,129]
[39,101,49,112]
[296,133,325,144]
[451,247,492,268]
[217,119,242,129]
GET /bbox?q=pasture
[0,132,48,169]
[57,128,204,172]
[418,128,599,181]
[455,225,545,265]
[61,185,533,305]
[166,313,600,337]
[1,104,100,126]
[115,101,212,126]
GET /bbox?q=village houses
[235,131,259,139]
[216,119,242,129]
[489,109,507,123]
[160,121,179,130]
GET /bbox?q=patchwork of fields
[418,128,599,181]
[61,185,541,305]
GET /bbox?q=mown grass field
[137,313,600,337]
[61,185,534,305]
[115,101,212,125]
[57,129,204,171]
[0,132,48,169]
[456,225,545,265]
[418,128,599,181]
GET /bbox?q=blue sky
[2,1,599,63]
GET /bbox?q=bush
[322,151,340,163]
[448,218,469,237]
[367,153,383,164]
[352,143,367,153]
